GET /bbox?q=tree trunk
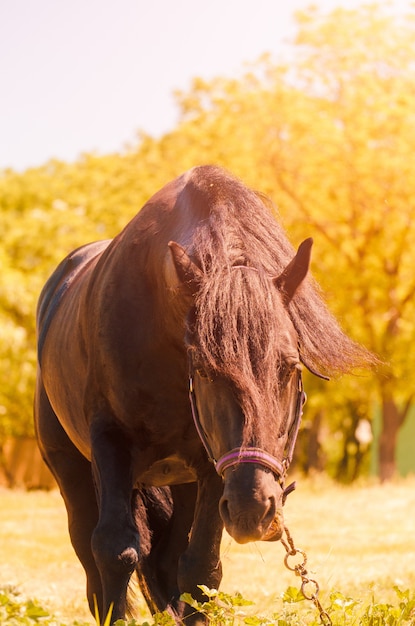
[305,410,324,473]
[292,410,325,475]
[0,437,55,489]
[378,396,401,482]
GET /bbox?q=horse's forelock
[192,251,289,444]
[195,266,285,375]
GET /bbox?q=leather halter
[188,368,306,490]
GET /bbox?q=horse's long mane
[184,166,373,438]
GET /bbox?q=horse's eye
[196,368,209,379]
[278,363,293,381]
[279,361,301,385]
[196,368,215,382]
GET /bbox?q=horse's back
[37,240,111,361]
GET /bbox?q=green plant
[180,585,271,625]
[358,586,415,626]
[0,586,50,624]
[0,587,57,625]
[1,584,415,625]
[113,613,176,626]
[178,585,415,626]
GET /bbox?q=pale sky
[0,0,411,171]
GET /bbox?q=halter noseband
[188,369,305,492]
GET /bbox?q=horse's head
[168,238,312,544]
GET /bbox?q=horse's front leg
[90,416,139,623]
[177,470,224,625]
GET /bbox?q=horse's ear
[274,238,313,304]
[168,241,203,297]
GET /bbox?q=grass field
[1,476,415,624]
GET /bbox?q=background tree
[1,3,414,481]
[264,4,415,481]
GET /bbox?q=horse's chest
[126,409,203,487]
[136,455,198,486]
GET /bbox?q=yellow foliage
[1,4,414,477]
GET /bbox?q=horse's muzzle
[219,472,285,544]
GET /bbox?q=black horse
[35,166,371,624]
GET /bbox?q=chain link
[281,525,332,625]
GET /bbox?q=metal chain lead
[281,525,332,626]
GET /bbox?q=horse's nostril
[263,496,276,524]
[219,497,229,522]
